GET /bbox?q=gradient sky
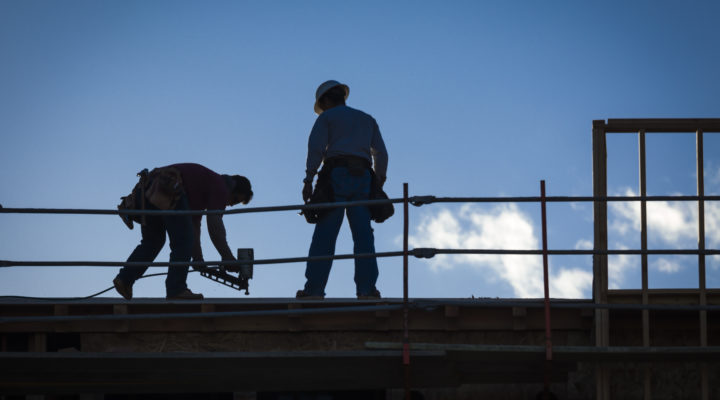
[1,0,719,300]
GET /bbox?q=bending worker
[297,80,389,300]
[113,163,253,300]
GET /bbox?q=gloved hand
[191,257,208,271]
[302,181,313,203]
[223,256,240,272]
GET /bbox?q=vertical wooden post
[403,182,411,400]
[540,180,553,397]
[638,130,651,400]
[592,120,610,400]
[696,129,709,400]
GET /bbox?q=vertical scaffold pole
[541,180,553,396]
[403,182,411,400]
[696,129,709,400]
[639,129,651,400]
[592,120,610,400]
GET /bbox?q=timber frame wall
[592,118,720,400]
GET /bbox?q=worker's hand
[223,256,240,272]
[302,181,313,203]
[191,257,208,271]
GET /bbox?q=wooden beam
[603,119,720,133]
[639,130,650,348]
[592,119,610,400]
[696,129,709,400]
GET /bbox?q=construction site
[1,119,719,400]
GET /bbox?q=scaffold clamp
[410,196,436,207]
[412,248,437,259]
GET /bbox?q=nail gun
[197,248,254,295]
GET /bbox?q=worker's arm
[190,217,207,270]
[370,118,388,185]
[206,214,235,262]
[304,114,328,184]
[192,217,203,260]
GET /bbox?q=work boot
[295,289,324,300]
[357,289,381,300]
[113,277,133,300]
[166,288,204,300]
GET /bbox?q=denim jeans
[117,195,193,297]
[303,167,379,296]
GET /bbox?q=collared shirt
[171,163,228,213]
[167,163,234,261]
[305,105,388,183]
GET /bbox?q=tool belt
[302,156,393,224]
[301,164,334,224]
[369,173,394,223]
[323,155,371,176]
[117,166,184,229]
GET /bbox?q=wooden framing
[592,120,610,400]
[592,118,720,400]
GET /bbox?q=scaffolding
[1,118,719,399]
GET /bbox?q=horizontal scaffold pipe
[426,248,720,256]
[417,195,720,204]
[2,248,719,269]
[3,195,720,216]
[0,251,405,268]
[0,198,405,216]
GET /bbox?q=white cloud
[606,186,720,285]
[607,244,638,289]
[409,204,592,298]
[575,239,593,250]
[609,188,698,245]
[551,268,594,299]
[654,257,681,274]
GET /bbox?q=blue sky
[1,0,719,300]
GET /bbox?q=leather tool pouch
[145,167,184,210]
[118,169,150,230]
[301,166,334,224]
[369,171,394,223]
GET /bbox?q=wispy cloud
[408,204,592,298]
[609,189,697,244]
[655,257,681,273]
[608,244,638,289]
[575,239,593,250]
[608,186,720,274]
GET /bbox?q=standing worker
[113,163,253,300]
[297,80,389,300]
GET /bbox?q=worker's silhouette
[297,80,389,300]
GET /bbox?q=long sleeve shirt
[169,163,235,261]
[305,105,388,183]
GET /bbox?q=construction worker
[113,163,253,300]
[297,80,389,300]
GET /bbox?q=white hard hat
[314,80,349,114]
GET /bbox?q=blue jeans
[303,167,379,296]
[117,195,193,297]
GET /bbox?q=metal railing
[2,118,720,398]
[2,180,719,398]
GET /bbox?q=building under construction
[1,119,719,400]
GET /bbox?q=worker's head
[226,175,253,206]
[314,80,349,114]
